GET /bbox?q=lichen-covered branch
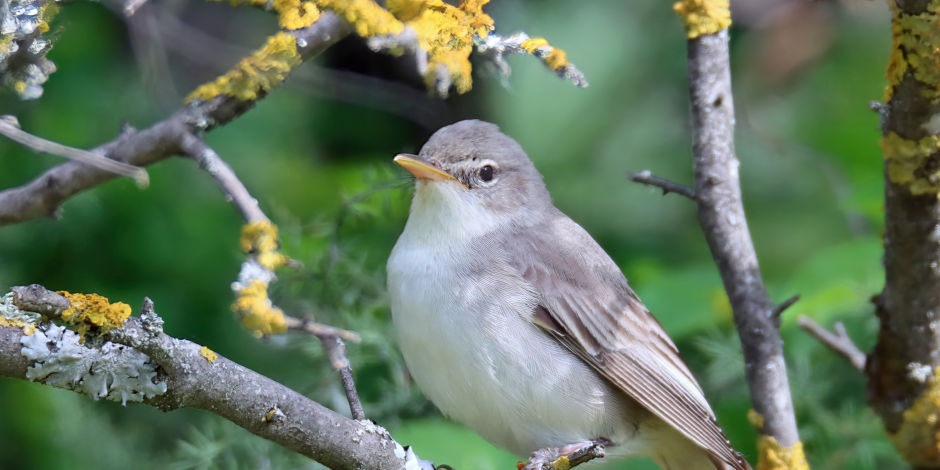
[673,1,806,468]
[867,1,940,467]
[1,285,421,470]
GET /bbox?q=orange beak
[394,154,465,187]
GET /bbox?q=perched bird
[387,120,751,470]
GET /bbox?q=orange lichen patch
[755,436,809,470]
[57,291,131,339]
[673,0,731,39]
[881,132,940,195]
[240,221,287,269]
[885,1,940,102]
[888,365,940,466]
[0,316,35,335]
[200,346,219,363]
[318,0,404,36]
[186,32,301,102]
[232,280,287,336]
[521,38,572,72]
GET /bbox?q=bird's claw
[520,439,608,470]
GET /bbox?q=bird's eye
[479,165,495,182]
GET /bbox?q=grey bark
[686,31,801,446]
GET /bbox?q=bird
[386,119,751,470]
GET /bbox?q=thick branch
[797,315,866,372]
[686,30,800,446]
[3,285,412,470]
[0,13,350,226]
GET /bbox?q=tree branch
[0,12,350,227]
[2,285,418,470]
[685,28,801,448]
[0,115,149,186]
[797,315,866,372]
[628,170,697,200]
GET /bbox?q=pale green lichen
[881,131,940,195]
[673,0,732,39]
[887,365,940,466]
[885,0,940,102]
[0,292,40,335]
[21,322,167,405]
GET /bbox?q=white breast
[386,182,640,456]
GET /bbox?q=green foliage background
[0,1,897,469]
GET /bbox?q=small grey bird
[387,120,751,470]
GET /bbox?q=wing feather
[493,212,748,470]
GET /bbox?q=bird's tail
[651,430,753,470]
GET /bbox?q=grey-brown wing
[497,213,747,470]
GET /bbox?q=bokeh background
[0,1,896,468]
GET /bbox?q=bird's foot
[519,438,609,470]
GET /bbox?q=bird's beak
[394,154,465,187]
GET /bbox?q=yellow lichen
[673,0,731,39]
[521,38,572,72]
[200,346,218,363]
[881,132,940,195]
[273,0,321,30]
[57,291,131,340]
[318,0,404,36]
[38,2,59,34]
[232,280,287,336]
[888,365,940,466]
[391,0,493,93]
[756,436,810,470]
[885,1,940,102]
[187,32,301,102]
[240,220,287,270]
[550,456,570,470]
[748,408,766,430]
[0,316,35,335]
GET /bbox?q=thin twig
[285,315,365,420]
[629,170,697,200]
[0,116,149,186]
[179,133,267,223]
[797,315,866,372]
[770,294,801,322]
[284,315,361,343]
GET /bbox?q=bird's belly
[387,245,637,456]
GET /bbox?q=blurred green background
[0,1,897,469]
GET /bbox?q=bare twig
[0,12,351,226]
[770,294,801,322]
[797,315,866,372]
[179,133,267,223]
[4,285,419,469]
[628,170,697,200]
[285,315,365,420]
[686,28,801,448]
[285,315,361,343]
[0,116,149,186]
